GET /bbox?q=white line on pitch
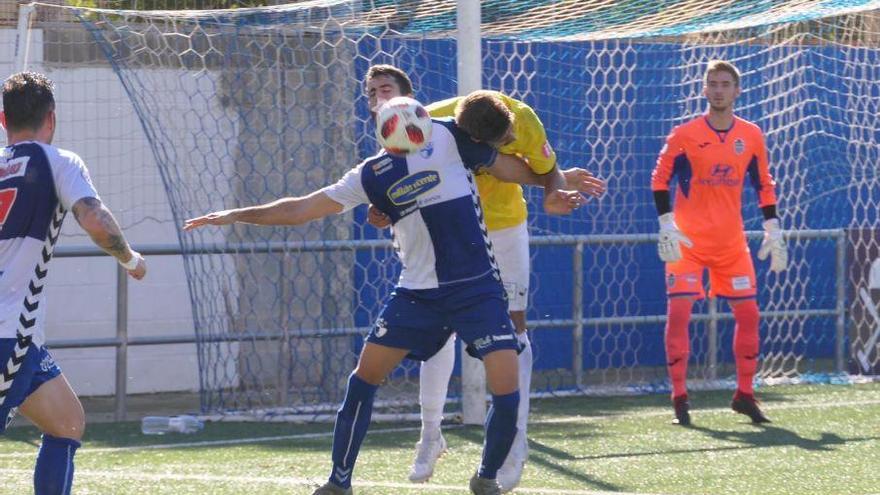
[0,396,878,460]
[0,468,655,495]
[0,425,433,458]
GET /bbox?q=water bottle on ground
[141,415,204,435]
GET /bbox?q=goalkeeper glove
[657,213,693,263]
[757,218,788,272]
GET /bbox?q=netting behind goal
[22,0,880,418]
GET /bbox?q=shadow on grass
[454,427,626,493]
[687,423,854,452]
[566,422,875,461]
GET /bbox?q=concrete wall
[1,27,201,395]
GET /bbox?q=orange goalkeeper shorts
[665,244,757,300]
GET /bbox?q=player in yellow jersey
[364,64,606,492]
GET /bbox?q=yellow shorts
[666,244,757,300]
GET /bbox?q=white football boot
[496,432,528,493]
[407,433,448,482]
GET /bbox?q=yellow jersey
[426,92,557,231]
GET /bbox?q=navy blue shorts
[0,339,62,434]
[366,277,518,361]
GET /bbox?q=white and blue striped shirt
[324,119,500,290]
[0,142,99,345]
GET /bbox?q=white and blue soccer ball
[376,96,432,155]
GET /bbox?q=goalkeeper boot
[731,391,771,424]
[312,481,353,495]
[469,473,502,495]
[408,433,447,482]
[672,394,691,426]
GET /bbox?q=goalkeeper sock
[478,391,519,479]
[419,334,455,442]
[733,300,761,395]
[34,434,80,495]
[665,297,693,398]
[329,373,378,489]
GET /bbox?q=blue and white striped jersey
[0,142,99,346]
[324,119,500,290]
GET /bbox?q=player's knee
[483,350,519,395]
[665,338,689,361]
[665,301,691,359]
[734,330,759,358]
[353,367,385,386]
[488,380,518,396]
[732,300,760,328]
[43,414,85,441]
[733,301,760,357]
[734,340,759,359]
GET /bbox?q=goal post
[456,0,486,426]
[14,3,35,72]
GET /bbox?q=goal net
[17,0,880,419]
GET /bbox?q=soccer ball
[375,96,432,155]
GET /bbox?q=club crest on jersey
[387,170,441,205]
[734,138,745,155]
[667,274,676,288]
[373,318,388,338]
[418,142,434,159]
[0,156,29,181]
[40,353,57,373]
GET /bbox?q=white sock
[516,331,532,436]
[420,334,456,441]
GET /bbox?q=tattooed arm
[72,197,146,280]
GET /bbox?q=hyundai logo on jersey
[387,170,441,205]
[699,163,738,187]
[710,164,733,177]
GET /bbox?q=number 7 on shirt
[0,188,18,225]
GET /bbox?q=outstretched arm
[72,197,146,280]
[183,190,343,230]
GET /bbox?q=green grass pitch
[1,383,878,494]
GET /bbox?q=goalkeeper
[364,64,606,492]
[651,60,787,426]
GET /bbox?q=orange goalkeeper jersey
[651,115,778,252]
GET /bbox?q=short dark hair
[2,72,55,132]
[365,64,414,96]
[704,60,741,86]
[454,90,513,144]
